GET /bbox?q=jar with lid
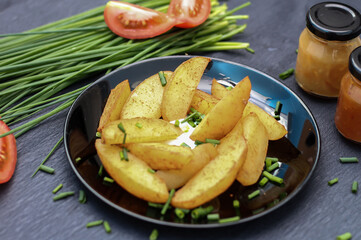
[295,2,361,98]
[334,46,361,143]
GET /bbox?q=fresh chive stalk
[52,184,63,194]
[103,221,111,233]
[219,216,240,223]
[279,68,294,80]
[39,164,55,174]
[248,190,260,200]
[259,177,269,187]
[339,157,359,163]
[205,139,220,145]
[207,213,220,221]
[158,71,167,86]
[352,181,358,193]
[86,220,104,228]
[245,47,255,54]
[161,189,175,215]
[53,191,75,201]
[328,178,338,186]
[262,171,284,184]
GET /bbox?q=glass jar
[335,46,361,143]
[295,2,361,98]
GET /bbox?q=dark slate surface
[0,0,360,239]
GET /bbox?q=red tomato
[104,1,176,39]
[168,0,211,28]
[0,120,17,184]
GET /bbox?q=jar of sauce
[335,46,361,143]
[295,2,361,98]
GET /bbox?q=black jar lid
[349,46,361,81]
[306,2,361,41]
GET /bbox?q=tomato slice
[167,0,211,28]
[104,1,176,39]
[0,120,17,184]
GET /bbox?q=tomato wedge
[104,1,176,39]
[0,120,17,184]
[168,0,211,28]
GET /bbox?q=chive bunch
[0,0,250,139]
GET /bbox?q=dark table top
[1,0,360,239]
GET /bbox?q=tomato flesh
[0,121,17,184]
[168,0,211,28]
[104,1,176,39]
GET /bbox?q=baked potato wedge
[97,80,131,132]
[120,71,173,119]
[190,89,219,115]
[190,76,251,142]
[101,118,182,144]
[156,143,218,190]
[127,142,193,170]
[211,78,229,99]
[161,56,211,121]
[236,113,269,186]
[95,139,169,203]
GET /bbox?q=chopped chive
[274,115,280,120]
[175,208,185,219]
[79,190,87,204]
[75,157,82,163]
[181,112,198,123]
[149,229,159,240]
[259,177,269,187]
[226,86,233,90]
[191,206,214,219]
[123,133,127,144]
[52,184,63,194]
[103,221,111,233]
[181,142,191,148]
[352,181,358,193]
[252,207,265,215]
[135,122,142,128]
[248,189,260,200]
[187,119,196,127]
[174,120,180,127]
[279,68,294,80]
[274,101,283,115]
[96,131,101,138]
[190,108,197,113]
[194,140,204,146]
[262,171,284,184]
[219,216,240,223]
[279,192,288,200]
[161,189,175,215]
[148,168,155,174]
[245,47,255,54]
[233,199,240,216]
[158,71,167,87]
[53,191,75,201]
[103,176,114,184]
[119,150,124,160]
[122,148,129,161]
[328,178,338,186]
[86,220,103,228]
[205,139,220,145]
[265,158,272,169]
[336,232,352,240]
[339,157,359,163]
[148,202,171,209]
[207,213,220,221]
[296,49,298,54]
[266,157,279,163]
[267,162,279,172]
[39,164,55,174]
[98,164,104,177]
[117,123,126,133]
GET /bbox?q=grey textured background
[0,0,360,239]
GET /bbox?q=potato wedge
[120,71,173,119]
[171,121,247,209]
[190,76,251,142]
[190,89,219,115]
[161,56,211,121]
[236,113,269,186]
[127,143,193,170]
[95,139,169,203]
[211,78,229,99]
[156,143,218,190]
[243,102,287,140]
[101,118,182,144]
[97,80,131,132]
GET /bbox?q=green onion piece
[190,108,197,113]
[103,221,111,233]
[339,157,359,163]
[181,142,191,148]
[79,190,87,204]
[233,199,240,216]
[117,123,126,133]
[39,164,55,174]
[262,171,284,184]
[274,101,283,115]
[149,229,159,240]
[191,206,214,219]
[148,202,171,209]
[119,150,124,160]
[194,140,204,146]
[207,213,220,221]
[259,177,269,187]
[274,115,280,120]
[267,162,279,172]
[336,232,352,240]
[279,68,294,80]
[245,47,255,54]
[122,148,129,161]
[52,184,63,194]
[161,189,175,215]
[53,191,74,201]
[135,122,142,128]
[296,49,299,54]
[205,139,220,145]
[148,168,155,174]
[248,190,260,200]
[98,165,104,177]
[266,157,279,163]
[265,158,272,169]
[123,133,127,144]
[96,131,101,138]
[252,207,265,215]
[187,119,196,128]
[328,178,338,186]
[103,176,114,184]
[181,112,198,123]
[158,71,167,87]
[219,216,240,224]
[174,120,180,127]
[175,208,186,219]
[75,157,82,163]
[279,192,288,200]
[352,181,358,193]
[226,86,233,90]
[86,220,104,228]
